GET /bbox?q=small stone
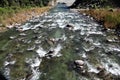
[9,36,15,39]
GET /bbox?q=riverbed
[0,3,120,80]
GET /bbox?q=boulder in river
[74,60,85,68]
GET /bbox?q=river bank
[0,7,51,32]
[78,8,120,29]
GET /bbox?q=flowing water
[0,4,120,80]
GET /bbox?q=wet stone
[74,60,85,67]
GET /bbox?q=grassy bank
[80,9,120,29]
[0,6,50,32]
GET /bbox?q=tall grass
[104,14,120,28]
[0,7,22,26]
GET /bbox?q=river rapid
[0,3,120,80]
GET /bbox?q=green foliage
[0,0,50,7]
[0,0,50,24]
[71,0,120,8]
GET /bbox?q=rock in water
[66,24,74,30]
[74,60,85,66]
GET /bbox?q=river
[0,3,120,80]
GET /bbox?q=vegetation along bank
[0,0,51,32]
